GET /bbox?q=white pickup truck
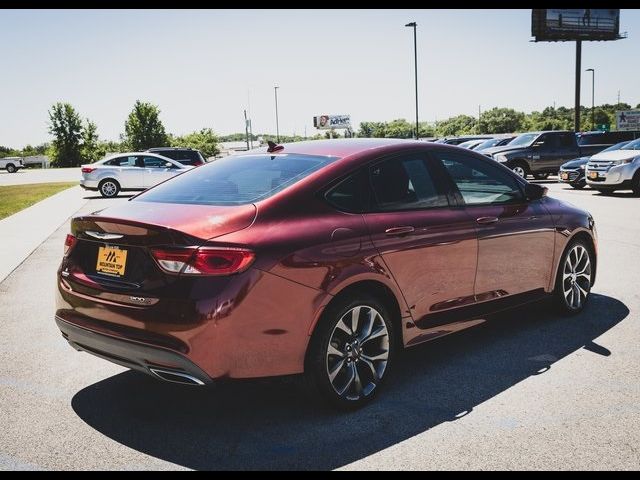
[0,157,24,173]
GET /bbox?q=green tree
[478,108,525,134]
[80,119,103,163]
[172,128,220,158]
[123,100,169,150]
[435,114,477,137]
[48,102,83,167]
[0,146,19,158]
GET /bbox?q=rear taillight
[64,234,77,255]
[150,247,255,276]
[81,167,96,173]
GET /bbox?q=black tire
[632,173,640,197]
[99,179,120,198]
[511,162,529,179]
[5,163,16,173]
[570,181,586,190]
[533,172,550,180]
[553,238,594,315]
[305,293,397,410]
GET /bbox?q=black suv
[146,147,206,167]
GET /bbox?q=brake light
[81,167,96,173]
[151,247,255,276]
[64,234,77,255]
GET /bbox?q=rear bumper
[55,315,213,385]
[80,179,99,190]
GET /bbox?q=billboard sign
[313,114,351,130]
[532,9,621,41]
[616,110,640,132]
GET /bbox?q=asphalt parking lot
[1,179,639,470]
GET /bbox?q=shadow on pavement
[82,194,136,200]
[71,293,628,470]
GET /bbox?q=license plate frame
[96,245,128,277]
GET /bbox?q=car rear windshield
[135,153,339,206]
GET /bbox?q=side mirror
[532,140,545,147]
[165,162,173,168]
[525,183,548,201]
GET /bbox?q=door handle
[385,226,415,236]
[476,216,499,225]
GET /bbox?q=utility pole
[618,90,621,106]
[574,40,582,132]
[405,22,419,140]
[274,86,280,143]
[244,109,250,151]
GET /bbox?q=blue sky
[1,9,639,148]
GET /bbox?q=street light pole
[405,22,419,140]
[274,86,280,143]
[586,68,595,130]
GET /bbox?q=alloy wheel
[562,244,591,310]
[512,165,526,178]
[326,305,389,402]
[101,181,117,197]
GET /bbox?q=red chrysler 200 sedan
[55,138,597,408]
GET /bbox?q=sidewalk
[0,186,88,283]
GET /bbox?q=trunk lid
[65,201,256,291]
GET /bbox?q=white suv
[585,138,640,195]
[0,157,24,173]
[80,152,192,197]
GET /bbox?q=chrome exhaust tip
[149,367,205,386]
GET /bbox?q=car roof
[100,151,178,162]
[147,147,197,151]
[245,138,428,159]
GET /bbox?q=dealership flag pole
[574,40,582,133]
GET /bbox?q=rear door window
[368,154,449,211]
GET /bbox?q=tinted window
[154,150,202,165]
[577,133,608,145]
[136,153,338,206]
[509,133,538,147]
[143,156,170,168]
[104,156,140,167]
[369,155,448,211]
[556,133,575,148]
[325,171,368,213]
[436,152,523,206]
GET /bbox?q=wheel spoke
[572,284,581,308]
[327,344,344,358]
[328,359,346,383]
[350,306,361,334]
[352,363,363,396]
[360,357,379,382]
[577,272,591,283]
[335,318,352,335]
[576,283,589,298]
[362,350,389,363]
[361,325,387,345]
[357,309,375,343]
[336,363,355,396]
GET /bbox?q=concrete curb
[0,186,88,283]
